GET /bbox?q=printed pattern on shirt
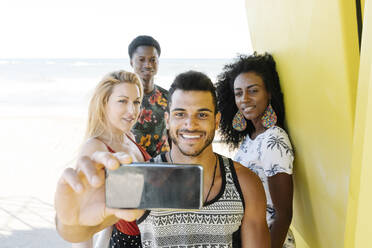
[234,126,295,247]
[132,85,169,157]
[138,154,244,248]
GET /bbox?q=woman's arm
[268,173,293,248]
[261,128,294,248]
[55,139,144,242]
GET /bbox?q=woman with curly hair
[216,53,295,248]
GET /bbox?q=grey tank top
[137,153,245,247]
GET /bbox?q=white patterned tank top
[137,153,245,248]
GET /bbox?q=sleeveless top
[137,153,245,247]
[102,134,151,161]
[99,135,151,236]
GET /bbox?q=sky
[0,0,252,59]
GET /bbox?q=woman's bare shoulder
[79,137,108,157]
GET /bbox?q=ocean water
[0,58,231,116]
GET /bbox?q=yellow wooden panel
[244,0,359,247]
[291,226,310,248]
[344,0,372,246]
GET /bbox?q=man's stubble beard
[169,129,215,157]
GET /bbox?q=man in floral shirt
[129,35,169,157]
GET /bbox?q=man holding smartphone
[55,71,270,247]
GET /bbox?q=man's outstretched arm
[235,162,270,248]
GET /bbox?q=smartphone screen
[105,162,203,209]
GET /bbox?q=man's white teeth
[182,134,200,139]
[244,106,254,111]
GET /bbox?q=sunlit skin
[97,82,144,163]
[165,90,219,160]
[234,72,270,139]
[104,83,142,136]
[130,46,159,94]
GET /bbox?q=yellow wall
[344,0,372,246]
[244,0,359,247]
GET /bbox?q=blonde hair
[85,70,143,140]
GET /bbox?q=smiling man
[137,71,270,247]
[55,71,270,247]
[128,35,169,157]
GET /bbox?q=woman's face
[233,72,270,124]
[105,83,142,134]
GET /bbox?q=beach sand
[0,110,234,248]
[0,112,86,247]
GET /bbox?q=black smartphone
[105,162,203,209]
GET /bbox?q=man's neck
[169,146,219,201]
[141,78,155,94]
[169,146,216,171]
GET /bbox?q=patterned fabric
[110,225,142,248]
[138,153,245,248]
[132,85,169,157]
[234,126,295,247]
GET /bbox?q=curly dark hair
[216,52,285,149]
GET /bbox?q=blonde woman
[70,70,150,248]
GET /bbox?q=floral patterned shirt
[132,84,169,157]
[234,126,294,228]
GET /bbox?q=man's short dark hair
[128,35,161,59]
[168,70,217,114]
